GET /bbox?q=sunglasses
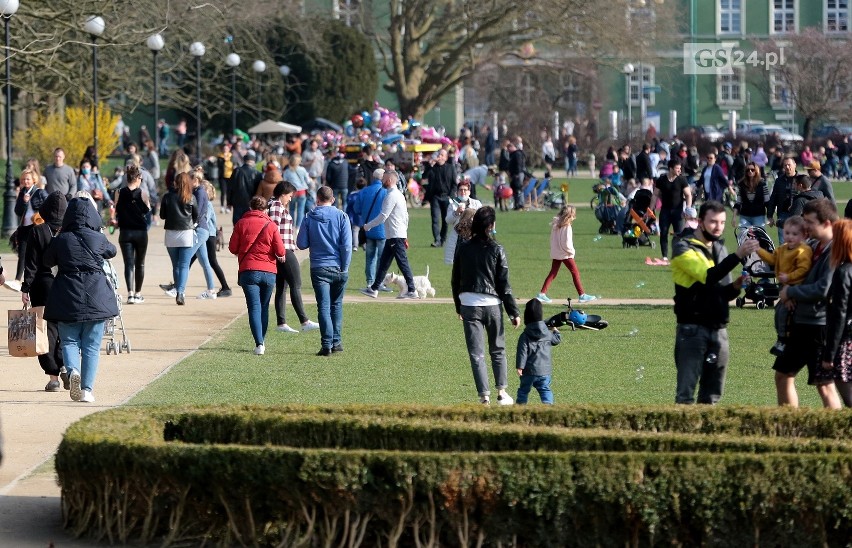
[747,168,756,172]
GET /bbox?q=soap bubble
[635,366,645,381]
[593,235,603,242]
[627,327,639,337]
[635,281,646,288]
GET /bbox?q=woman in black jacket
[12,168,47,284]
[451,206,521,405]
[43,198,118,403]
[733,161,770,228]
[114,165,151,304]
[21,191,67,392]
[159,172,198,305]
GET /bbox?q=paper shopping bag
[8,306,48,357]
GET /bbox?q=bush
[16,104,119,169]
[57,404,852,547]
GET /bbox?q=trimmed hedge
[57,404,852,547]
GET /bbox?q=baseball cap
[807,160,821,171]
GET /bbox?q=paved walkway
[0,215,252,546]
[0,209,672,545]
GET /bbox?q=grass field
[130,199,828,409]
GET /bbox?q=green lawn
[130,203,827,409]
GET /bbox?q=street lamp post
[252,60,266,123]
[225,53,240,135]
[1,0,18,237]
[622,63,634,142]
[83,15,104,164]
[146,33,164,152]
[190,42,205,163]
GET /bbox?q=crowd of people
[7,118,852,409]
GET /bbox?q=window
[769,71,792,107]
[719,0,742,34]
[717,70,744,105]
[826,0,850,32]
[629,65,655,107]
[772,0,796,33]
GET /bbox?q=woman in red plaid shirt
[268,181,319,334]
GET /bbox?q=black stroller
[734,226,779,310]
[621,188,657,248]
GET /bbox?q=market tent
[247,119,302,134]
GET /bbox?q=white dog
[383,266,436,299]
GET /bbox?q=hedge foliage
[56,404,852,547]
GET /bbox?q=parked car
[745,124,803,144]
[813,124,852,138]
[679,125,724,143]
[734,119,765,134]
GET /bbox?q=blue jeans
[192,227,216,290]
[517,374,554,404]
[238,270,276,346]
[840,156,851,179]
[333,188,348,210]
[738,215,766,228]
[370,238,414,293]
[310,266,349,350]
[460,304,508,397]
[58,320,105,392]
[290,194,307,229]
[167,245,194,294]
[364,237,385,286]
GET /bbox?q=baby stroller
[102,258,131,354]
[592,183,623,234]
[621,188,658,248]
[734,226,779,310]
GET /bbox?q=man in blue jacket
[355,168,388,291]
[297,186,353,356]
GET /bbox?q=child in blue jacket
[516,298,561,404]
[345,178,367,251]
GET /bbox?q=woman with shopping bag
[21,191,67,391]
[43,198,118,403]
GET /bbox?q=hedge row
[56,405,852,547]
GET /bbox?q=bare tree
[755,28,852,140]
[370,0,682,122]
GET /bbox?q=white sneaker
[301,320,320,332]
[497,392,514,406]
[69,371,82,402]
[277,324,299,333]
[254,344,265,355]
[164,288,177,298]
[578,294,597,303]
[480,395,491,405]
[134,294,145,304]
[80,390,95,403]
[126,295,137,305]
[197,290,218,300]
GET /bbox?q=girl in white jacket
[537,205,597,304]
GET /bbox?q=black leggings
[119,229,148,294]
[189,236,230,290]
[14,224,33,280]
[275,249,308,326]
